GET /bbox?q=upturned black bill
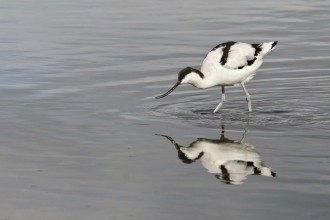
[155,82,180,99]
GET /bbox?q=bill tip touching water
[155,41,278,113]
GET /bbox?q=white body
[180,138,275,184]
[181,42,277,88]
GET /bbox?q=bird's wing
[201,42,255,73]
[219,42,256,70]
[201,41,277,73]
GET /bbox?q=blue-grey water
[1,0,330,219]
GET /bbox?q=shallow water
[1,0,330,219]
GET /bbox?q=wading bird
[155,41,278,113]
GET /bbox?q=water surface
[0,0,330,219]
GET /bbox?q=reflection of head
[178,151,204,164]
[156,134,204,164]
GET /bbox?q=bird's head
[155,67,204,99]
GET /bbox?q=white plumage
[156,41,278,113]
[220,43,255,70]
[157,126,276,185]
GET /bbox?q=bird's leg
[220,121,225,139]
[241,83,252,112]
[213,86,225,113]
[240,116,250,142]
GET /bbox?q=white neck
[181,71,210,89]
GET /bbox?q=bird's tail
[254,41,278,59]
[269,41,278,52]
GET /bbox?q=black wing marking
[251,43,262,56]
[211,41,238,66]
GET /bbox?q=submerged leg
[241,83,252,112]
[220,122,225,140]
[213,86,225,113]
[240,113,251,142]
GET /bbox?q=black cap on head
[178,67,194,82]
[178,67,204,82]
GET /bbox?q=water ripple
[130,97,330,128]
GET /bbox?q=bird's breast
[199,60,263,87]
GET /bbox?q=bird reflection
[157,123,276,185]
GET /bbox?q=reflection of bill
[157,126,276,185]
